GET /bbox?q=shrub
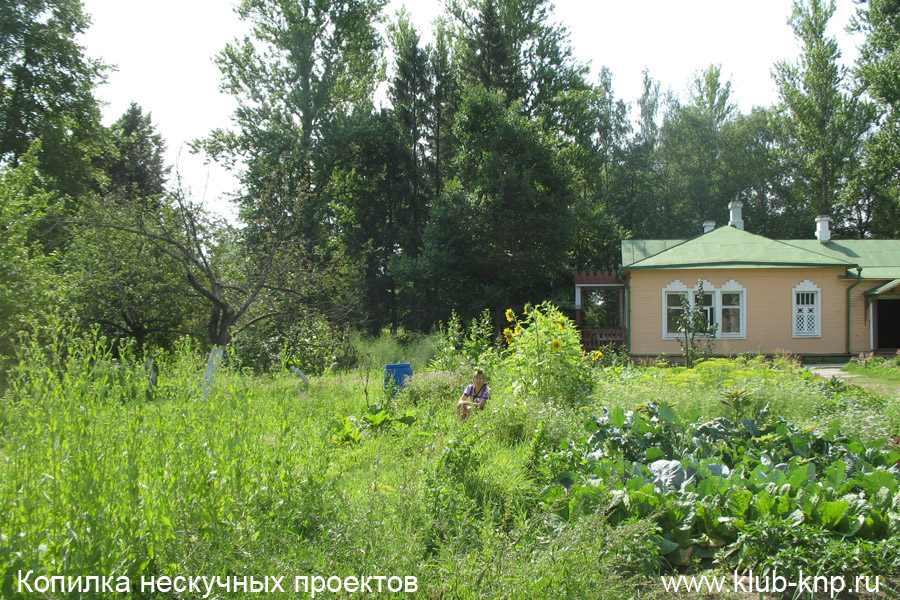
[430,309,499,372]
[231,313,356,374]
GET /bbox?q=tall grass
[3,326,897,599]
[350,328,438,372]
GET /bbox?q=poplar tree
[772,0,874,234]
[198,0,387,246]
[851,0,900,236]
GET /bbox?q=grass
[845,356,900,392]
[1,329,898,599]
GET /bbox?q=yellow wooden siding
[628,268,864,356]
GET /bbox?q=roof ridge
[773,238,857,265]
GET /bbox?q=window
[721,293,742,333]
[665,291,687,335]
[718,280,745,338]
[694,291,714,329]
[792,280,821,338]
[662,280,717,338]
[663,280,690,338]
[663,279,746,340]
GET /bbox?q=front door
[876,299,900,349]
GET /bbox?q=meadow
[1,307,899,599]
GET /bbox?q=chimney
[815,216,832,243]
[728,200,744,230]
[702,220,716,233]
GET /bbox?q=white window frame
[662,280,717,340]
[718,279,746,339]
[662,279,747,340]
[662,280,690,339]
[792,280,822,338]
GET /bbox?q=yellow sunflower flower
[592,350,603,362]
[551,340,562,350]
[505,308,515,322]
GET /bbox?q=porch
[574,270,627,351]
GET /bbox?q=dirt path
[806,363,857,381]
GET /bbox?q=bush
[430,309,499,372]
[230,313,357,374]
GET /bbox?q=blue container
[384,363,413,393]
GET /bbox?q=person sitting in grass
[457,369,490,419]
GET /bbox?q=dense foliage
[3,0,900,360]
[2,321,899,598]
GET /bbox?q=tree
[198,0,387,247]
[103,103,169,202]
[673,282,718,368]
[59,106,187,356]
[654,65,772,236]
[851,0,900,237]
[449,0,590,122]
[771,0,874,235]
[614,71,666,237]
[418,88,576,324]
[388,14,433,259]
[0,143,58,365]
[322,109,417,331]
[0,0,108,198]
[64,217,201,356]
[427,23,461,200]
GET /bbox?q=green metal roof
[620,239,685,266]
[864,279,900,296]
[622,226,854,271]
[782,240,900,279]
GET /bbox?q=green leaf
[657,403,677,424]
[654,537,680,555]
[645,447,665,462]
[818,500,849,529]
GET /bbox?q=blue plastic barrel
[384,363,413,393]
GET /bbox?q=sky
[78,0,864,219]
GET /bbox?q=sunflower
[551,340,562,351]
[505,308,515,322]
[592,350,604,362]
[503,328,513,343]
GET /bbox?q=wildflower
[551,340,562,350]
[592,350,603,362]
[506,308,515,322]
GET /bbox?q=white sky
[78,0,863,219]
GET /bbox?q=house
[575,201,900,360]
